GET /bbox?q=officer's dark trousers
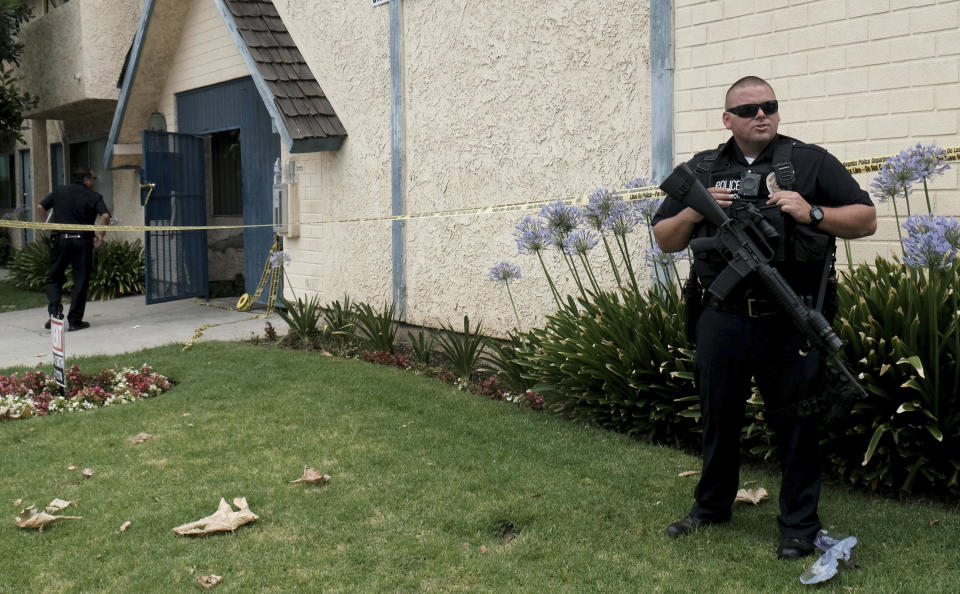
[690,305,823,541]
[46,234,94,325]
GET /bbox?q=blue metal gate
[141,130,208,304]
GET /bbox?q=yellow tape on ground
[3,146,956,231]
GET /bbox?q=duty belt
[704,294,781,318]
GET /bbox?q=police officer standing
[38,165,111,331]
[651,76,877,559]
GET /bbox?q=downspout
[650,0,674,289]
[390,0,406,319]
[650,0,673,184]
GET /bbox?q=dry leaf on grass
[197,574,222,589]
[173,498,258,536]
[82,468,94,478]
[290,466,331,484]
[67,465,77,470]
[15,499,82,531]
[678,470,700,478]
[119,521,131,532]
[735,487,768,505]
[129,432,153,444]
[14,498,22,506]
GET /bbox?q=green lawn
[1,342,957,593]
[0,277,50,312]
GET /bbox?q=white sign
[51,317,66,390]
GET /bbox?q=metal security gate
[141,130,208,304]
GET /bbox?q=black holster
[682,269,703,344]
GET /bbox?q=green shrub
[278,295,323,349]
[353,301,399,353]
[519,287,699,447]
[320,295,358,354]
[482,331,537,394]
[9,237,52,291]
[9,237,145,300]
[407,328,434,366]
[88,239,145,300]
[434,315,488,381]
[828,256,960,497]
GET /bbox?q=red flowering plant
[0,364,173,420]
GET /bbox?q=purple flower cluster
[269,250,292,270]
[871,143,950,203]
[488,260,522,284]
[901,214,960,270]
[562,228,600,255]
[606,202,645,237]
[584,188,617,231]
[644,244,688,266]
[540,200,584,242]
[625,176,654,190]
[910,143,951,180]
[514,215,552,254]
[636,197,663,224]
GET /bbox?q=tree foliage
[0,0,36,142]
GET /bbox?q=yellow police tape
[2,146,957,233]
[235,234,283,314]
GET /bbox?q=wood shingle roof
[222,0,346,148]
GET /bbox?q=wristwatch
[808,205,824,227]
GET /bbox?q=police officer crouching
[651,76,877,560]
[38,165,111,332]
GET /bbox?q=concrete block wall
[674,0,960,264]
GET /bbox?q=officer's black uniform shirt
[653,134,873,298]
[40,181,110,239]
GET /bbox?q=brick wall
[673,0,960,263]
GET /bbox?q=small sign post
[51,317,66,392]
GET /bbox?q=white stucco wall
[673,0,960,265]
[275,0,654,335]
[20,0,142,120]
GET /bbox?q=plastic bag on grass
[800,530,859,585]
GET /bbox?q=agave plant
[434,315,488,381]
[353,301,399,353]
[277,295,322,348]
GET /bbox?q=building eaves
[218,0,345,153]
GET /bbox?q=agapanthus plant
[644,245,688,291]
[563,228,602,295]
[539,200,592,302]
[900,214,960,403]
[907,143,951,214]
[514,215,561,307]
[901,214,959,270]
[488,260,523,330]
[584,188,627,290]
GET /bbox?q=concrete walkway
[1,270,288,369]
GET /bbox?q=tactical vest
[690,141,835,301]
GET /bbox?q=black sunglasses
[725,100,778,118]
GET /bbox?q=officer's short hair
[71,165,94,183]
[724,76,775,109]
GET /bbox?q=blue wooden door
[176,77,280,303]
[141,130,208,304]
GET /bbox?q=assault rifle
[659,163,866,424]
